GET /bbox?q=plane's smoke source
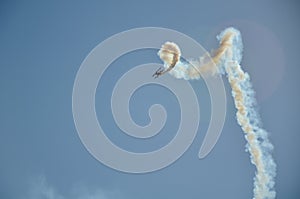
[158,41,181,68]
[158,28,276,199]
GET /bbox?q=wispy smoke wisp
[26,175,114,199]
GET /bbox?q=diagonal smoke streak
[158,27,276,199]
[218,28,276,199]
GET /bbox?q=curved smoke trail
[158,27,276,199]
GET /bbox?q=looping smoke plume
[158,27,276,199]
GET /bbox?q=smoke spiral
[158,27,276,198]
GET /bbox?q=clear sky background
[1,0,299,198]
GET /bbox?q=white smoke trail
[158,27,276,199]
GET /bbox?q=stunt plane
[153,41,181,78]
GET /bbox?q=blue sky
[0,0,300,198]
